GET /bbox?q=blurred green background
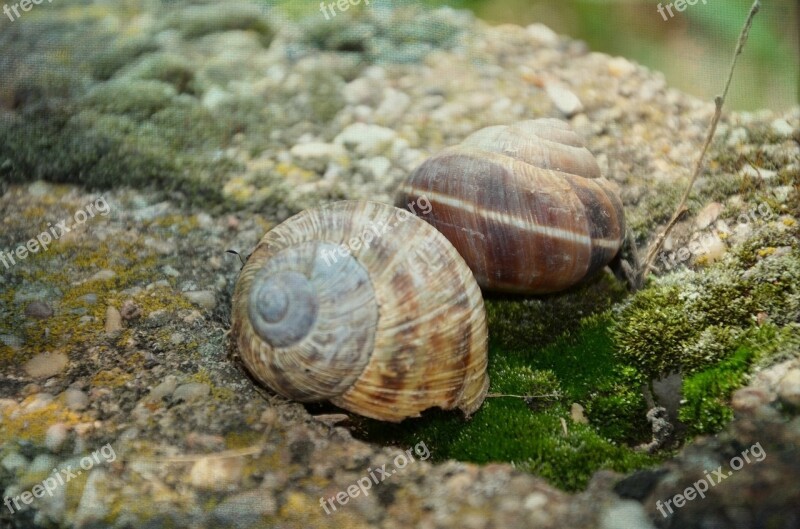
[272,0,798,111]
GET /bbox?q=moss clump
[119,53,200,96]
[81,80,178,120]
[613,219,799,439]
[164,4,274,46]
[90,37,161,81]
[679,345,754,436]
[612,284,697,379]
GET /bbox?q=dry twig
[639,0,761,284]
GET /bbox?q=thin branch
[486,393,560,399]
[640,0,761,283]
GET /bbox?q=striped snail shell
[395,118,625,294]
[230,200,489,422]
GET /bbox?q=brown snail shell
[395,118,625,294]
[230,200,489,422]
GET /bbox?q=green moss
[90,37,161,81]
[165,4,274,46]
[612,284,697,379]
[120,53,199,95]
[485,271,628,352]
[679,345,755,436]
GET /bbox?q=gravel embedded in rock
[24,301,54,319]
[183,290,217,310]
[23,352,69,379]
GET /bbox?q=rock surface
[0,1,798,529]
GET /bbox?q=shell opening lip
[248,270,318,348]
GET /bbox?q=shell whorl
[395,118,625,294]
[231,200,489,422]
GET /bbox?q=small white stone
[89,269,116,282]
[770,118,794,138]
[570,403,588,424]
[173,382,211,402]
[695,202,724,230]
[358,156,392,180]
[375,88,411,124]
[162,265,180,277]
[190,456,244,490]
[523,492,548,510]
[545,82,583,116]
[62,388,89,411]
[778,369,800,407]
[601,501,656,529]
[334,123,397,156]
[24,353,68,379]
[290,142,348,172]
[726,127,748,146]
[526,23,559,46]
[342,77,379,106]
[1,452,29,473]
[149,376,178,400]
[105,306,122,336]
[607,57,636,77]
[45,423,70,452]
[202,86,232,109]
[183,290,217,310]
[740,164,777,180]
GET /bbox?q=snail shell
[395,118,625,294]
[230,200,489,422]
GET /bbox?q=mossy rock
[164,3,274,46]
[90,37,162,81]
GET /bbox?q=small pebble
[545,81,583,116]
[183,290,217,310]
[570,403,588,424]
[173,382,211,402]
[148,377,179,401]
[45,423,70,452]
[731,387,772,413]
[770,118,794,138]
[190,456,244,491]
[78,293,98,305]
[105,305,123,336]
[0,334,24,348]
[1,452,29,473]
[24,352,68,379]
[778,369,800,408]
[22,392,54,412]
[25,301,54,319]
[601,500,656,529]
[62,388,89,411]
[89,269,116,282]
[694,202,724,230]
[120,300,142,320]
[162,265,181,277]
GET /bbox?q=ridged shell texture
[396,118,625,294]
[231,200,489,422]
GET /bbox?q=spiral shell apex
[231,200,489,422]
[395,118,626,294]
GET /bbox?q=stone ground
[1,1,799,528]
